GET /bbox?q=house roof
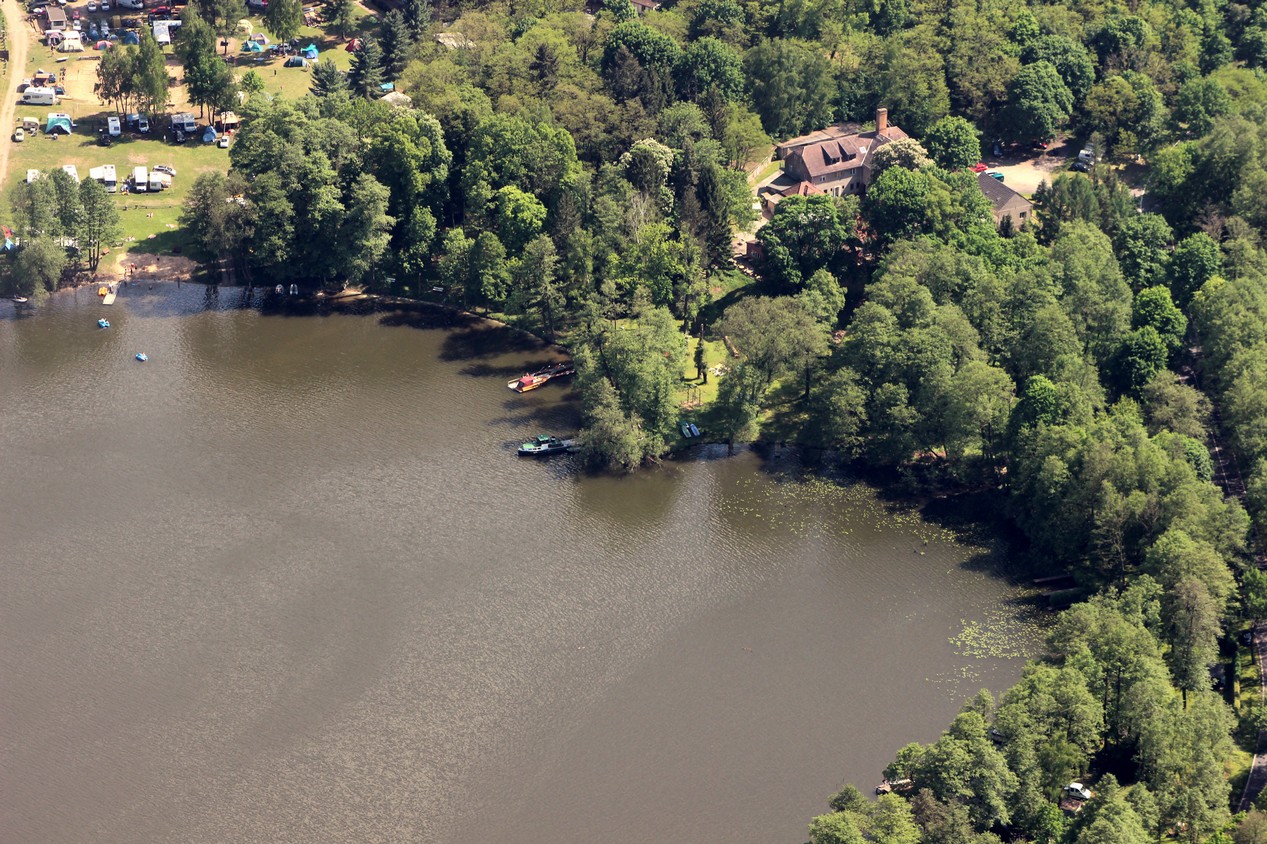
[976,171,1031,210]
[786,126,909,180]
[776,124,860,154]
[45,6,66,23]
[630,0,661,8]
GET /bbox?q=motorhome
[19,87,57,105]
[61,164,80,183]
[107,115,121,136]
[89,164,118,193]
[147,171,168,192]
[132,165,148,192]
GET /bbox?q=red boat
[507,362,576,393]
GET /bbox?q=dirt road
[0,0,31,186]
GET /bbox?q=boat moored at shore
[507,362,575,393]
[517,435,579,456]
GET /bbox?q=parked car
[152,163,177,176]
[137,115,150,133]
[13,128,25,143]
[87,1,98,11]
[87,21,99,38]
[217,133,230,148]
[100,0,111,9]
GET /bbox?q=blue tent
[301,43,318,59]
[202,126,218,143]
[121,30,139,45]
[379,81,394,92]
[241,39,263,53]
[45,115,72,134]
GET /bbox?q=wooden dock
[100,283,117,305]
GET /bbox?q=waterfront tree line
[4,0,1267,835]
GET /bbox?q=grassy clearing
[681,335,728,409]
[7,127,225,258]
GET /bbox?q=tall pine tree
[378,10,413,81]
[347,38,385,98]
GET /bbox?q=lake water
[0,287,1036,843]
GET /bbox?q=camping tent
[95,40,111,49]
[236,18,252,33]
[58,36,84,52]
[301,43,318,59]
[121,30,139,45]
[250,32,268,44]
[202,126,218,143]
[241,39,263,52]
[45,115,72,134]
[380,90,412,108]
[283,55,307,67]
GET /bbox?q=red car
[971,162,988,173]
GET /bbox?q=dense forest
[9,0,1264,835]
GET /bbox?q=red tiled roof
[786,126,910,180]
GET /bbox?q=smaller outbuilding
[976,170,1033,229]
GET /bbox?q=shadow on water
[739,443,1040,589]
[491,395,581,432]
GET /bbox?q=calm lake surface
[1,287,1036,844]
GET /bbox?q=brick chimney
[876,107,888,133]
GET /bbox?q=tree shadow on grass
[122,227,189,258]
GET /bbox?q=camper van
[107,115,121,136]
[18,116,39,132]
[173,112,197,133]
[132,165,148,193]
[147,171,168,192]
[89,164,118,193]
[19,87,57,105]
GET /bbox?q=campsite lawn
[5,128,227,257]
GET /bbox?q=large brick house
[775,108,909,198]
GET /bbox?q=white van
[107,115,121,136]
[19,87,57,105]
[132,165,148,193]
